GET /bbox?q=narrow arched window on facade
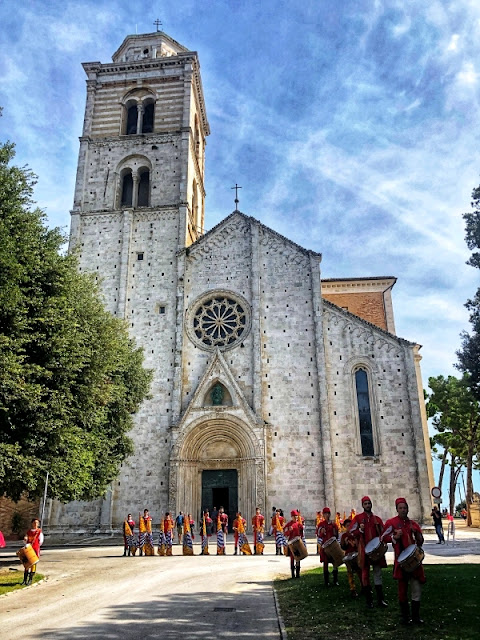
[137,169,150,207]
[142,100,154,133]
[355,368,375,456]
[121,171,133,207]
[126,103,138,135]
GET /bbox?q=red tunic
[349,511,387,570]
[316,519,338,563]
[284,519,303,541]
[340,529,357,553]
[26,528,42,557]
[382,515,425,583]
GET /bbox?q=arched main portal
[169,415,265,529]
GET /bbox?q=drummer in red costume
[22,518,43,585]
[348,496,387,608]
[284,510,304,579]
[340,518,362,597]
[382,497,425,625]
[316,507,339,587]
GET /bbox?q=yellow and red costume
[272,512,286,555]
[252,511,265,555]
[164,514,175,555]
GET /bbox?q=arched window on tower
[137,169,150,207]
[355,368,375,456]
[125,101,138,135]
[142,99,154,133]
[120,170,133,207]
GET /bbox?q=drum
[287,536,309,561]
[365,537,387,562]
[344,551,359,572]
[322,537,345,567]
[398,545,424,573]
[16,544,39,569]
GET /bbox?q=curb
[1,575,47,597]
[272,585,287,640]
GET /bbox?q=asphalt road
[1,526,479,639]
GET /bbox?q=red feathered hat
[395,497,408,507]
[361,496,371,504]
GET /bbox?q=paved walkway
[1,525,479,639]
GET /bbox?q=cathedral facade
[46,32,433,532]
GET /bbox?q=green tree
[0,138,152,502]
[457,189,480,399]
[427,375,480,524]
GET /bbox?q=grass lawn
[275,564,479,640]
[0,570,45,595]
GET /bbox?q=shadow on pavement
[37,587,280,639]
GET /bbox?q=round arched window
[186,290,251,351]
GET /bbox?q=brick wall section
[0,495,40,537]
[322,291,388,331]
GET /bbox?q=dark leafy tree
[427,375,479,524]
[0,138,152,502]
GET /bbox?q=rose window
[187,291,251,351]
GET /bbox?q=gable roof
[180,210,322,260]
[322,298,417,348]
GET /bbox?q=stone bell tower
[69,30,209,257]
[48,32,210,531]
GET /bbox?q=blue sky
[1,1,479,501]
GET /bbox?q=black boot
[332,569,339,586]
[128,547,131,556]
[27,571,34,585]
[366,587,374,609]
[291,564,295,579]
[400,601,412,625]
[123,548,127,556]
[234,547,238,555]
[324,570,330,587]
[411,600,424,624]
[21,570,28,585]
[375,585,388,607]
[295,563,300,578]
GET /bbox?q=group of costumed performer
[138,509,154,555]
[123,514,136,556]
[252,507,265,555]
[233,512,252,555]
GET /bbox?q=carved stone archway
[169,415,265,527]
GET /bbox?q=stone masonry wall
[322,303,431,522]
